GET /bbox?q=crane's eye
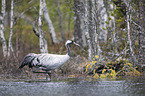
[71,40,74,43]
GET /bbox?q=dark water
[0,77,145,96]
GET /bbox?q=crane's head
[65,40,80,47]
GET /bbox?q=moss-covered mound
[85,56,141,79]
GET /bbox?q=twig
[116,70,123,75]
[15,6,37,23]
[131,20,142,29]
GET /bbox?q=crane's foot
[46,71,51,81]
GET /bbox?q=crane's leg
[32,68,39,73]
[46,71,51,81]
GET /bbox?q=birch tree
[89,0,98,59]
[97,0,108,42]
[32,0,59,53]
[124,0,136,62]
[39,0,48,53]
[80,0,102,61]
[74,0,91,58]
[8,0,14,57]
[105,0,118,55]
[82,0,92,60]
[43,0,59,44]
[110,3,118,55]
[0,0,7,57]
[0,0,14,57]
[73,0,102,60]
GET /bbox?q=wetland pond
[0,77,145,96]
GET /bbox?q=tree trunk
[77,0,101,61]
[126,0,136,62]
[57,0,65,42]
[67,10,72,39]
[74,0,83,46]
[108,0,118,55]
[43,0,59,44]
[83,0,96,60]
[97,0,108,42]
[86,31,93,61]
[0,0,7,57]
[39,0,48,53]
[89,0,96,58]
[83,0,92,60]
[93,0,102,58]
[8,0,14,57]
[138,0,145,65]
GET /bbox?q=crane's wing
[19,53,36,68]
[32,54,70,70]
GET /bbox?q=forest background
[0,0,145,79]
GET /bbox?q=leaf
[100,74,106,78]
[102,69,106,74]
[93,73,99,79]
[103,27,106,30]
[111,11,114,16]
[108,17,112,21]
[105,21,109,24]
[95,55,99,58]
[86,64,90,72]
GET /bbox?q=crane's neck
[66,44,71,56]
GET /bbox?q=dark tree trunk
[74,0,83,46]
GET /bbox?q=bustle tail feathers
[19,53,36,69]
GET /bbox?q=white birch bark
[109,1,118,54]
[94,0,102,57]
[0,0,7,57]
[8,0,14,57]
[85,31,93,61]
[122,0,136,62]
[42,0,59,44]
[39,0,48,53]
[127,15,133,53]
[120,0,136,62]
[91,0,97,57]
[126,1,136,62]
[97,0,108,42]
[80,18,87,47]
[32,22,39,37]
[84,0,93,60]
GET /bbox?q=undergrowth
[85,55,141,80]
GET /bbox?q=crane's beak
[73,42,80,47]
[73,41,87,53]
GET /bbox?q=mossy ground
[85,55,143,80]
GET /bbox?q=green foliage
[111,11,114,16]
[108,17,112,21]
[103,27,106,30]
[105,21,109,25]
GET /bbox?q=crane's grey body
[29,53,70,71]
[19,40,79,80]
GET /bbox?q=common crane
[19,40,80,80]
